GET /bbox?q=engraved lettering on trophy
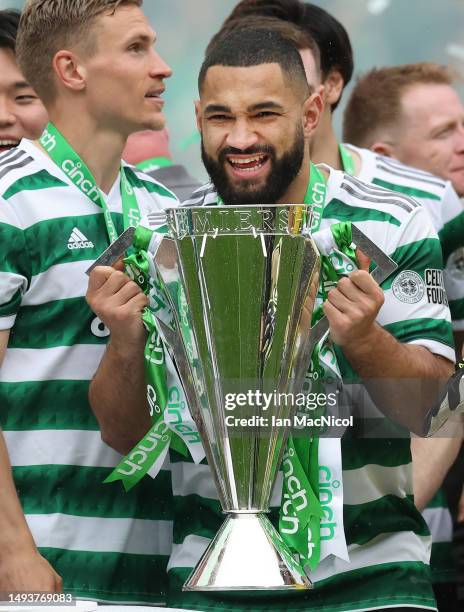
[278,207,289,232]
[194,210,215,234]
[261,208,275,232]
[218,208,231,232]
[237,210,253,232]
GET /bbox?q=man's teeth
[229,155,266,165]
[228,155,267,171]
[0,140,18,147]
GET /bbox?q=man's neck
[310,110,363,176]
[277,151,320,204]
[46,110,127,194]
[310,110,342,170]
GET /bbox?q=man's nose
[0,97,16,128]
[455,123,464,154]
[150,50,173,80]
[225,120,258,151]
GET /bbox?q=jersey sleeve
[376,205,455,362]
[0,198,31,330]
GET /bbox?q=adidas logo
[67,227,95,250]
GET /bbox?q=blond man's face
[80,5,172,135]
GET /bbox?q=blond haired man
[0,0,176,603]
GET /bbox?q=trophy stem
[183,513,312,591]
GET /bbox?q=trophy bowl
[151,205,320,591]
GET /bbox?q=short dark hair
[220,0,353,111]
[343,63,456,148]
[206,14,320,79]
[0,10,20,51]
[302,3,353,107]
[199,27,310,99]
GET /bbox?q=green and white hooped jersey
[165,168,454,612]
[423,489,455,585]
[0,139,178,605]
[345,143,464,331]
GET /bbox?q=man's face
[0,48,48,152]
[82,5,172,134]
[393,83,464,196]
[197,63,307,205]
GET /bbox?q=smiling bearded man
[88,26,455,612]
[168,27,454,612]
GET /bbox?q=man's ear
[302,91,323,138]
[371,141,395,157]
[53,50,86,93]
[194,99,202,133]
[324,69,344,108]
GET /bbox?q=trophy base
[183,513,312,591]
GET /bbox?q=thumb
[113,257,125,272]
[356,248,371,272]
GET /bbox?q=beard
[201,126,305,205]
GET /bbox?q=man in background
[0,8,60,592]
[0,0,175,603]
[344,62,464,611]
[344,63,464,341]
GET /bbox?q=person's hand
[0,548,62,592]
[86,265,148,352]
[323,249,384,349]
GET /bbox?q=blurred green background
[2,0,463,183]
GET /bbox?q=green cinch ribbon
[39,123,141,243]
[38,124,178,489]
[279,163,357,571]
[39,123,187,490]
[339,144,356,176]
[105,227,188,491]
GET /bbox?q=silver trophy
[150,205,321,591]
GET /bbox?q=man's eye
[128,43,143,53]
[15,95,38,103]
[207,115,229,121]
[256,111,278,118]
[434,127,453,139]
